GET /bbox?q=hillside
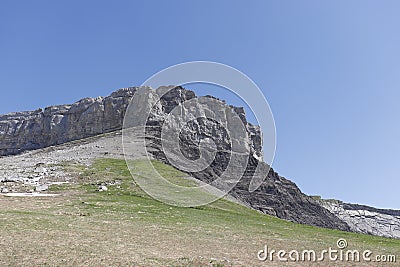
[1,87,399,239]
[0,156,399,266]
[0,86,351,231]
[0,129,398,265]
[0,87,399,266]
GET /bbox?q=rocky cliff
[0,88,137,156]
[0,86,386,234]
[129,86,349,231]
[317,198,400,239]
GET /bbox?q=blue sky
[1,1,399,209]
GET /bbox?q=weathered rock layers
[0,88,137,156]
[1,86,398,238]
[133,87,349,231]
[0,86,347,231]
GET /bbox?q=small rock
[1,187,9,193]
[98,185,108,192]
[35,184,49,192]
[2,177,22,183]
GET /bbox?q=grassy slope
[0,158,399,266]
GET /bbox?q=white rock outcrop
[318,199,400,239]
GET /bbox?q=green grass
[1,158,399,266]
[63,158,400,250]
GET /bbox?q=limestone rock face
[8,85,400,234]
[126,87,350,231]
[0,86,262,159]
[318,199,400,239]
[0,88,137,156]
[0,87,262,159]
[0,86,349,231]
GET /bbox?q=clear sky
[1,1,399,209]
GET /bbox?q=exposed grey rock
[35,184,49,192]
[0,86,264,160]
[1,177,23,183]
[0,186,8,193]
[16,85,400,235]
[0,88,137,156]
[2,85,398,237]
[126,87,350,231]
[98,185,108,192]
[317,198,400,239]
[0,130,135,194]
[0,86,349,231]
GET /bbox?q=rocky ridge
[1,86,399,238]
[0,88,136,156]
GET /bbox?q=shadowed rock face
[0,86,350,231]
[130,87,350,231]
